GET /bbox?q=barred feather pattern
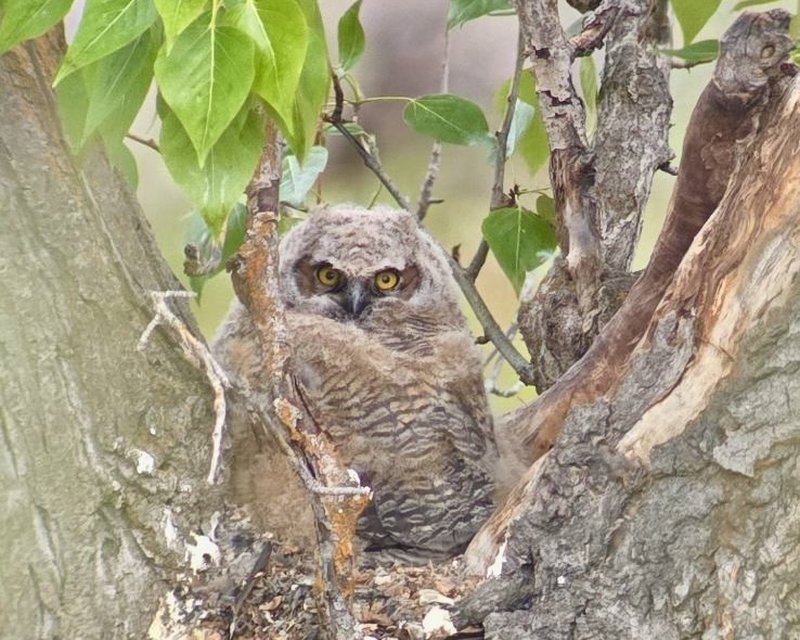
[213,206,499,562]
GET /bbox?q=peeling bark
[464,13,800,638]
[516,0,672,390]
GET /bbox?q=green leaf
[55,0,157,83]
[670,0,721,46]
[447,0,512,30]
[504,99,534,159]
[280,146,328,207]
[495,71,549,175]
[227,0,308,136]
[185,202,248,297]
[221,202,248,265]
[579,55,598,128]
[286,0,330,159]
[337,0,364,71]
[0,0,74,53]
[102,133,139,186]
[81,27,158,147]
[403,94,491,146]
[481,206,558,294]
[160,101,264,235]
[535,193,555,226]
[55,69,91,153]
[153,0,205,47]
[661,39,719,63]
[733,0,779,9]
[155,10,255,165]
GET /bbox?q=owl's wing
[358,455,496,561]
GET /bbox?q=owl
[213,205,499,562]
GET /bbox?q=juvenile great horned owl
[214,205,498,562]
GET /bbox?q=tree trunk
[463,46,800,640]
[0,33,226,638]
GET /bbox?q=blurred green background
[110,0,796,411]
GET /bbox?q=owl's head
[279,205,462,325]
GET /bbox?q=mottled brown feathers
[213,205,498,562]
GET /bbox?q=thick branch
[468,8,796,577]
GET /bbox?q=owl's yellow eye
[316,266,342,288]
[374,270,400,292]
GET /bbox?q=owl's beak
[339,280,371,318]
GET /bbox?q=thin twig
[464,26,526,283]
[126,132,160,153]
[416,28,450,221]
[137,290,229,486]
[491,26,525,210]
[326,74,410,211]
[448,258,536,385]
[326,117,410,211]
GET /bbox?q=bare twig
[125,132,160,153]
[491,26,525,210]
[229,123,367,639]
[449,258,536,385]
[416,29,450,220]
[464,24,527,284]
[137,290,229,486]
[327,74,410,211]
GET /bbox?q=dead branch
[228,123,367,639]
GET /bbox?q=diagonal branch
[228,121,368,639]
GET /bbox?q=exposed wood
[466,19,800,625]
[511,8,795,462]
[468,70,800,636]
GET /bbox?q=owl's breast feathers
[289,311,498,560]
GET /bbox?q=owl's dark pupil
[381,275,390,283]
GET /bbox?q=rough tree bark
[463,9,800,638]
[0,31,269,639]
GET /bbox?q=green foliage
[670,0,722,46]
[0,0,74,53]
[185,202,248,297]
[447,0,512,30]
[82,28,158,146]
[281,146,329,208]
[403,94,492,146]
[337,0,364,72]
[153,0,205,48]
[661,39,719,64]
[504,100,534,159]
[494,71,549,176]
[159,100,264,235]
[287,0,330,159]
[481,205,558,295]
[230,0,309,141]
[55,0,157,83]
[154,11,255,165]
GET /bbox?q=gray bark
[465,60,800,639]
[0,34,224,638]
